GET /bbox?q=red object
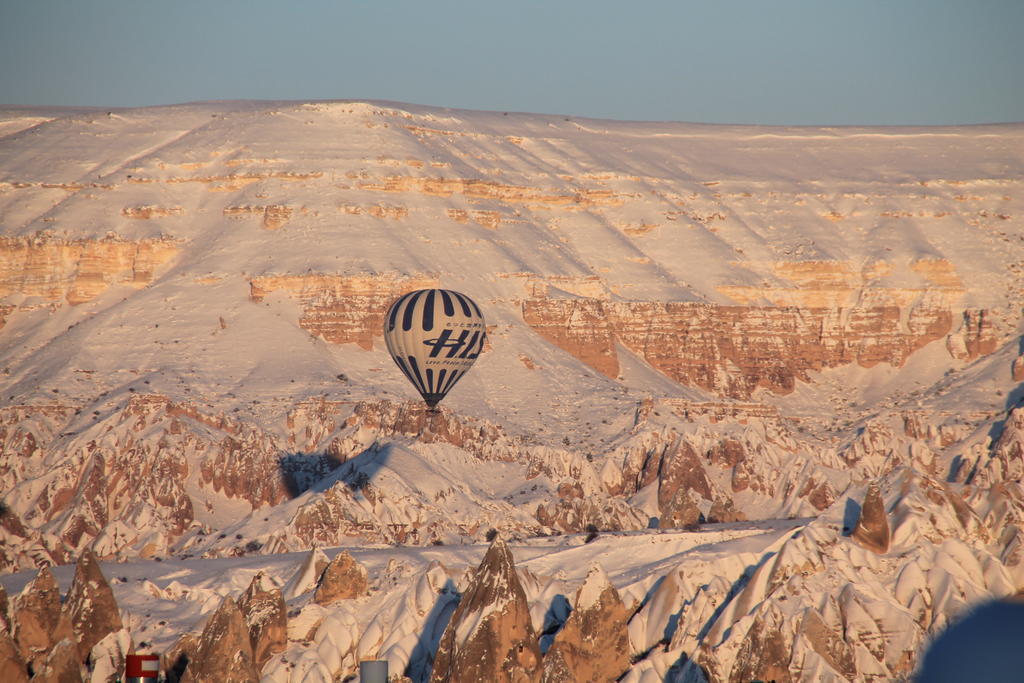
[125,654,160,677]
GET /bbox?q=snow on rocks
[0,101,1022,680]
[616,470,1024,681]
[282,548,329,601]
[312,550,368,605]
[238,570,287,669]
[87,628,132,683]
[9,566,74,673]
[430,538,541,682]
[62,549,123,662]
[851,481,891,554]
[541,562,630,683]
[178,596,259,683]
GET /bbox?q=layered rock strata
[0,235,178,305]
[523,294,988,398]
[248,274,438,349]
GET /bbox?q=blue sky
[1,0,1022,125]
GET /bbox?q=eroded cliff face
[249,274,438,349]
[644,473,1024,683]
[3,386,1019,575]
[523,289,990,399]
[0,234,178,305]
[0,395,294,566]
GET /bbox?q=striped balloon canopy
[383,288,486,409]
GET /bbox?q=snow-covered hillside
[0,100,1022,681]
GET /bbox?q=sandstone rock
[853,482,891,554]
[10,567,74,671]
[729,605,793,683]
[706,439,747,467]
[162,631,201,683]
[248,274,438,350]
[61,549,122,663]
[1013,354,1024,382]
[0,234,178,305]
[87,629,132,683]
[0,625,28,683]
[30,637,80,683]
[797,607,855,679]
[313,550,369,605]
[430,538,541,682]
[707,498,746,524]
[541,564,630,683]
[946,309,997,361]
[180,596,259,683]
[535,496,647,534]
[238,571,287,668]
[660,487,702,529]
[523,295,966,399]
[730,459,752,493]
[0,584,10,634]
[657,441,712,515]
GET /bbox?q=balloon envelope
[383,288,486,408]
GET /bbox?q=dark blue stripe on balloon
[394,356,417,386]
[440,290,454,316]
[425,368,435,393]
[452,291,472,316]
[388,291,414,331]
[402,290,425,332]
[467,295,482,318]
[440,369,462,395]
[422,290,436,332]
[458,330,480,358]
[407,355,427,394]
[435,369,447,392]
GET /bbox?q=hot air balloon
[383,288,486,410]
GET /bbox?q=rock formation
[61,550,123,662]
[728,604,794,683]
[541,564,630,683]
[0,101,1022,682]
[523,294,972,399]
[0,235,178,305]
[238,571,287,669]
[249,274,438,349]
[29,637,80,683]
[852,482,891,554]
[313,550,369,605]
[180,596,259,683]
[9,567,74,673]
[0,622,28,683]
[431,538,541,682]
[88,629,133,683]
[162,632,200,683]
[282,548,331,600]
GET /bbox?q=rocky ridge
[1,101,1022,680]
